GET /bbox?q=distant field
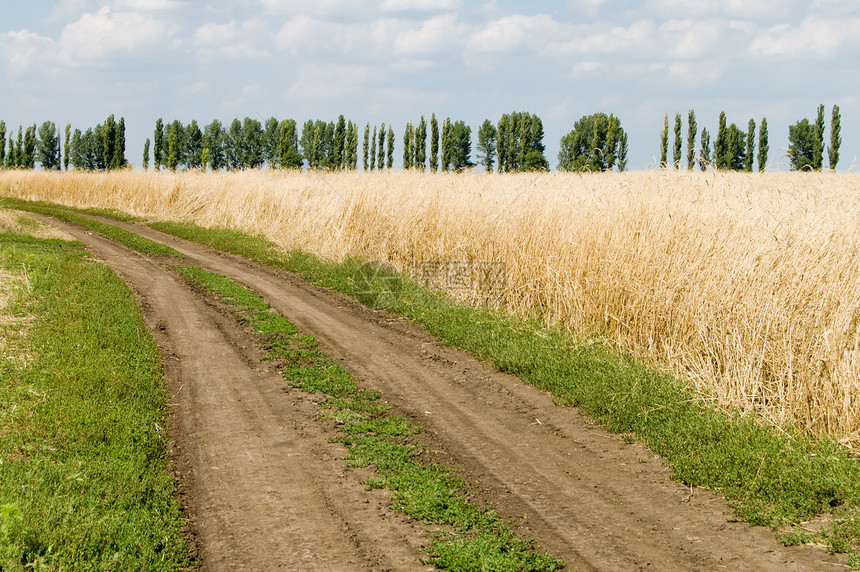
[2,169,858,447]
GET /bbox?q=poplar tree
[166,120,182,171]
[449,120,472,172]
[726,124,746,171]
[203,119,225,171]
[334,115,346,170]
[477,119,497,172]
[673,112,682,169]
[345,121,356,170]
[0,121,6,168]
[386,126,394,169]
[605,115,618,170]
[103,114,116,170]
[143,138,151,170]
[243,117,265,168]
[63,123,71,171]
[185,120,204,169]
[16,126,25,168]
[523,115,549,171]
[370,126,377,171]
[262,117,280,168]
[154,118,164,170]
[686,110,697,171]
[715,112,727,169]
[617,131,629,172]
[758,118,768,172]
[37,121,61,169]
[497,115,508,172]
[312,123,323,169]
[588,117,601,170]
[363,123,370,171]
[745,119,756,172]
[700,128,711,171]
[278,119,303,169]
[23,125,37,169]
[660,112,669,168]
[813,104,825,171]
[377,124,386,170]
[441,118,452,172]
[403,122,413,169]
[114,117,126,169]
[430,113,439,172]
[70,129,82,170]
[829,105,841,170]
[415,115,426,171]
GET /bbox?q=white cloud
[657,19,723,59]
[644,0,791,18]
[194,21,239,44]
[749,16,860,57]
[260,0,372,17]
[468,14,567,53]
[648,60,722,83]
[380,0,460,11]
[113,0,183,10]
[547,20,657,57]
[191,20,270,61]
[275,15,403,58]
[58,6,175,62]
[3,29,56,73]
[393,13,468,55]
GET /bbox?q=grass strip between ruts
[0,197,181,258]
[0,228,190,570]
[176,264,565,571]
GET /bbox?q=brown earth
[33,214,847,571]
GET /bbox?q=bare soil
[35,214,847,571]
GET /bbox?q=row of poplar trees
[660,111,769,172]
[147,112,550,173]
[0,115,126,171]
[402,114,476,172]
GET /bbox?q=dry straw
[2,169,859,446]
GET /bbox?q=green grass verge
[0,197,181,257]
[176,265,565,571]
[151,219,860,562]
[0,229,190,570]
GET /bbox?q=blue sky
[2,0,859,171]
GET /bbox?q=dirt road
[38,214,846,571]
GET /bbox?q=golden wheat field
[2,169,859,446]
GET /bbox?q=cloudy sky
[2,0,859,171]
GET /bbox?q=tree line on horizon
[0,115,127,172]
[0,108,845,173]
[658,104,841,172]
